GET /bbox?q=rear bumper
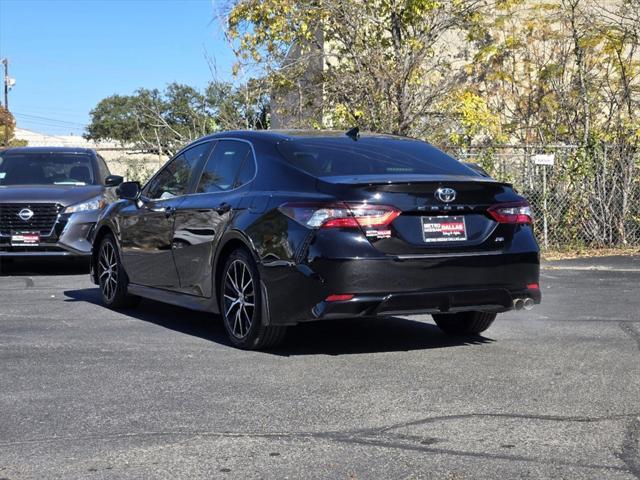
[313,286,542,319]
[260,251,540,325]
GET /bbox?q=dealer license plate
[421,216,467,243]
[11,232,41,247]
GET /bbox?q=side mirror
[116,181,141,200]
[105,175,124,187]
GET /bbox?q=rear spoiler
[316,174,510,188]
[463,162,492,178]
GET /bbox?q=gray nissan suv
[0,147,122,257]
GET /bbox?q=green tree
[224,0,484,136]
[86,81,269,155]
[465,0,640,244]
[0,107,27,146]
[85,95,141,145]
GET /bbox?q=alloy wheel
[223,259,255,338]
[99,240,118,302]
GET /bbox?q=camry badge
[18,208,34,221]
[435,187,457,203]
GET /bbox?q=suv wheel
[433,311,496,336]
[220,249,286,350]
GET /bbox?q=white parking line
[543,265,640,272]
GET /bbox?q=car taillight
[325,294,354,302]
[279,202,401,229]
[488,201,533,225]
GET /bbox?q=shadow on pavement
[0,258,90,276]
[64,287,494,356]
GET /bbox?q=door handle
[215,203,232,214]
[147,203,169,213]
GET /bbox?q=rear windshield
[0,153,96,186]
[276,137,476,177]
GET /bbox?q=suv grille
[0,203,62,236]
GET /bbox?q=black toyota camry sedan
[90,130,540,349]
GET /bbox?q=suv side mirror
[116,181,141,200]
[105,175,124,187]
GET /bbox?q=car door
[119,143,213,289]
[172,139,257,297]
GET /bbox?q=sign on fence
[531,154,555,249]
[533,154,555,166]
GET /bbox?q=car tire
[432,311,496,336]
[97,234,140,309]
[220,248,286,350]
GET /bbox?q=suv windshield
[277,137,476,177]
[0,153,96,186]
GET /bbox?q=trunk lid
[316,175,520,255]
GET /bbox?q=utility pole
[2,58,9,146]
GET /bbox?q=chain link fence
[97,148,166,184]
[455,144,640,250]
[98,144,639,250]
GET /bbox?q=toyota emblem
[435,187,457,203]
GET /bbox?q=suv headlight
[64,196,107,214]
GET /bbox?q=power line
[14,118,87,134]
[14,112,87,126]
[16,105,89,115]
[13,112,87,128]
[16,122,84,132]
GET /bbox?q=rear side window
[196,140,254,193]
[276,137,476,177]
[235,150,257,186]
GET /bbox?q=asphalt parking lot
[0,256,639,479]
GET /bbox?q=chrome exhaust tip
[513,298,524,311]
[523,298,535,311]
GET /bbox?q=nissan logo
[18,208,34,221]
[435,187,457,203]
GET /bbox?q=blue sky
[0,0,236,135]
